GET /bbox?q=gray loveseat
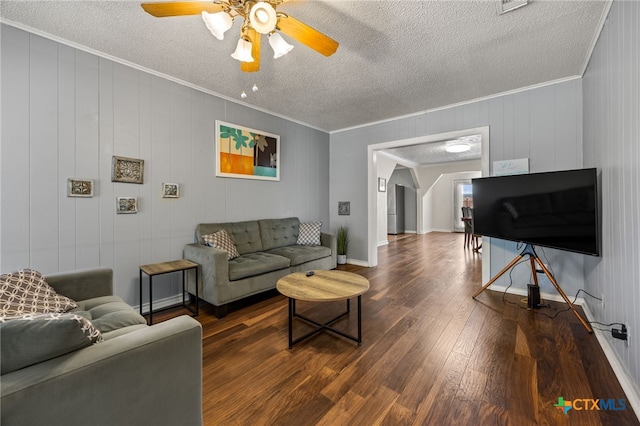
[184,217,336,317]
[1,267,203,426]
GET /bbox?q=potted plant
[336,226,349,265]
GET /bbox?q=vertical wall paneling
[29,35,59,272]
[58,45,77,271]
[98,58,115,271]
[112,64,142,302]
[75,51,101,269]
[1,25,331,307]
[0,26,31,270]
[583,0,640,394]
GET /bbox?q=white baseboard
[346,258,369,267]
[378,240,389,247]
[581,303,640,419]
[134,294,186,315]
[486,286,640,419]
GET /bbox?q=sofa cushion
[203,230,240,260]
[297,222,322,246]
[267,245,332,267]
[71,296,147,333]
[228,252,290,281]
[196,220,263,254]
[0,312,103,374]
[258,217,300,250]
[0,269,77,317]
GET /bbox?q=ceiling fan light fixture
[249,2,277,34]
[231,38,254,62]
[445,140,471,153]
[201,11,233,40]
[268,32,294,58]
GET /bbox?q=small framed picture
[378,177,387,192]
[67,178,94,197]
[112,156,144,184]
[162,183,180,198]
[338,201,350,216]
[116,197,138,214]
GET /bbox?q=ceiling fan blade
[277,14,338,57]
[241,28,261,73]
[141,2,224,17]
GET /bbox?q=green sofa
[0,267,203,426]
[184,217,336,317]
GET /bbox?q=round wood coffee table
[276,270,370,348]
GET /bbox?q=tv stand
[472,243,593,333]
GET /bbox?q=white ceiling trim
[331,74,582,135]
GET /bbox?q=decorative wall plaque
[67,178,94,197]
[112,156,144,184]
[116,197,138,214]
[162,183,180,198]
[338,201,351,216]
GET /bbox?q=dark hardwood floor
[155,232,639,425]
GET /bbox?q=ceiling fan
[141,1,339,72]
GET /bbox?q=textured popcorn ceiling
[1,0,608,136]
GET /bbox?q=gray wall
[330,78,584,296]
[583,0,640,397]
[1,25,330,306]
[388,168,417,233]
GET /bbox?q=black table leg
[288,298,294,349]
[357,295,362,345]
[149,275,153,325]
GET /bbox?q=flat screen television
[472,168,600,256]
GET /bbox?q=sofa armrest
[45,267,114,301]
[1,315,203,426]
[183,243,230,305]
[321,232,337,268]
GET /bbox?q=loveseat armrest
[45,267,114,301]
[1,315,203,426]
[183,243,230,305]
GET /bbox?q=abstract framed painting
[215,121,280,181]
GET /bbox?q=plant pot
[337,254,347,265]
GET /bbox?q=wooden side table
[139,259,199,325]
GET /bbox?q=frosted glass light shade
[231,38,254,62]
[445,142,471,153]
[201,11,233,40]
[268,32,294,58]
[249,2,277,34]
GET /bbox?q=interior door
[453,179,472,232]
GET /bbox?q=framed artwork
[162,182,180,198]
[378,177,387,192]
[215,120,280,181]
[67,178,94,197]
[112,156,144,184]
[116,197,138,214]
[338,201,350,216]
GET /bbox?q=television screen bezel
[471,167,600,256]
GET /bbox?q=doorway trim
[367,126,491,282]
